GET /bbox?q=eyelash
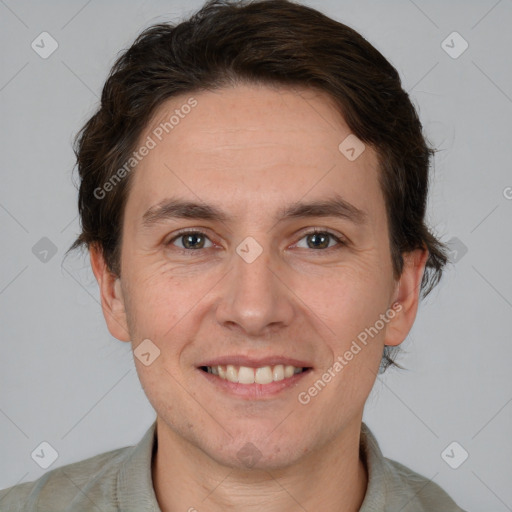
[166,228,347,254]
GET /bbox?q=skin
[91,83,427,512]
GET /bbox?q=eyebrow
[141,194,367,228]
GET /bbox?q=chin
[205,432,311,472]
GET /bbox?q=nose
[215,239,295,337]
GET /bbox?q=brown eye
[296,229,345,250]
[306,232,330,249]
[168,231,213,250]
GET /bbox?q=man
[0,0,467,510]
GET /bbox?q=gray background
[1,0,511,510]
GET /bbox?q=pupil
[309,233,328,249]
[184,233,203,249]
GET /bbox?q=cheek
[122,259,185,324]
[297,260,392,334]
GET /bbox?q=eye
[166,228,346,253]
[295,229,346,251]
[167,230,214,251]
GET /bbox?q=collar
[358,421,390,511]
[116,421,161,511]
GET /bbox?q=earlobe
[384,248,428,347]
[89,244,131,342]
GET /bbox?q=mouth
[199,364,310,384]
[196,357,313,399]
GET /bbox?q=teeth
[273,365,285,382]
[205,364,306,384]
[238,366,255,384]
[284,365,295,378]
[226,364,238,383]
[255,366,273,384]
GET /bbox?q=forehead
[126,83,382,223]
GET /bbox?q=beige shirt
[0,421,467,511]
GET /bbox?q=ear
[384,248,428,347]
[89,244,131,342]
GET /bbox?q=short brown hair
[68,0,448,372]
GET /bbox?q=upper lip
[198,355,313,368]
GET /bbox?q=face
[92,83,426,470]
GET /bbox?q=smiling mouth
[199,364,311,384]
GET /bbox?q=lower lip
[197,368,312,399]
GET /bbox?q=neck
[152,417,368,512]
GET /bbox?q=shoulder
[0,445,131,512]
[382,456,468,511]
